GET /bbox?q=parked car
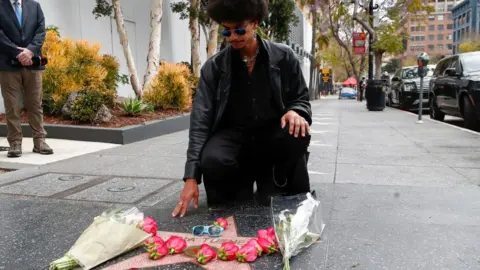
[339,87,357,99]
[429,52,480,131]
[388,65,436,110]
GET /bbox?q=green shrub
[122,98,153,116]
[143,62,193,110]
[42,28,126,114]
[70,91,104,123]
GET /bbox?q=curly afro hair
[207,0,269,24]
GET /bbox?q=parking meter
[416,52,429,123]
[417,52,430,78]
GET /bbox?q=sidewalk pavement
[0,138,119,170]
[0,99,479,269]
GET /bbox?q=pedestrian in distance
[172,0,313,217]
[0,0,53,157]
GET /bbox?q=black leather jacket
[184,39,312,183]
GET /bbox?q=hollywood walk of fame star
[105,216,253,270]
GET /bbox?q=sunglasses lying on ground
[221,28,247,37]
[192,225,224,237]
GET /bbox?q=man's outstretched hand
[172,179,199,217]
[281,110,310,138]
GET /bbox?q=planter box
[0,114,191,144]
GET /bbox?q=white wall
[0,0,207,111]
[302,18,312,86]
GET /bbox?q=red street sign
[352,32,366,55]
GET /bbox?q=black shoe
[33,141,53,155]
[7,144,22,158]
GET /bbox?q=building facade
[404,0,458,58]
[451,0,480,54]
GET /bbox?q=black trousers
[200,123,311,205]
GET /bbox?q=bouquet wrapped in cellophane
[271,192,325,270]
[49,207,153,270]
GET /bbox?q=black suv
[388,65,435,110]
[429,52,480,131]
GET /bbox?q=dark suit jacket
[0,0,45,71]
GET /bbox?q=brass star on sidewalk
[105,216,252,270]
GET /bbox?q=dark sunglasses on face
[221,27,247,37]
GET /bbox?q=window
[428,44,435,50]
[438,15,444,20]
[428,15,435,21]
[411,26,415,31]
[447,24,453,29]
[438,34,444,40]
[438,25,444,30]
[437,7,445,12]
[447,44,453,50]
[429,35,435,41]
[437,44,444,50]
[448,14,452,20]
[410,36,415,41]
[421,26,426,31]
[429,25,435,31]
[447,34,453,40]
[467,12,470,23]
[447,4,453,11]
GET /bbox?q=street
[0,98,479,269]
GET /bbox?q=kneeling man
[172,0,312,217]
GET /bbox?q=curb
[0,114,191,145]
[393,107,480,135]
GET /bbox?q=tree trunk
[143,0,163,90]
[374,51,383,79]
[189,0,201,77]
[112,0,142,97]
[207,21,219,58]
[309,10,317,100]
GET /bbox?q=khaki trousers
[0,69,46,145]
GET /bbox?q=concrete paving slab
[91,155,186,179]
[337,149,446,167]
[41,153,131,174]
[0,173,100,197]
[66,177,173,203]
[335,163,471,187]
[453,168,480,185]
[0,137,119,166]
[433,153,480,168]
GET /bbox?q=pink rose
[236,243,258,263]
[247,238,263,256]
[267,227,278,246]
[143,217,158,236]
[165,236,187,254]
[196,244,217,264]
[144,236,164,253]
[257,237,278,255]
[148,242,169,260]
[257,227,278,247]
[218,241,239,261]
[214,217,228,230]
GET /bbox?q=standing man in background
[0,0,53,157]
